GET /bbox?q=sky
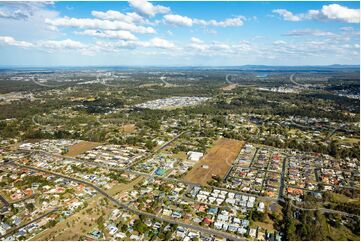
[0,0,359,66]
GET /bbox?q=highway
[7,162,241,240]
[289,73,305,87]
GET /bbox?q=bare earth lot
[221,84,238,91]
[122,123,136,133]
[183,138,244,185]
[65,141,101,157]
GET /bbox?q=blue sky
[0,1,359,66]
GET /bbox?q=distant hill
[0,64,359,73]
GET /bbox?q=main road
[0,208,58,239]
[20,148,279,203]
[7,161,241,241]
[0,193,10,207]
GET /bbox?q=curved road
[289,73,306,88]
[289,200,359,218]
[7,162,241,241]
[20,148,279,203]
[0,208,58,239]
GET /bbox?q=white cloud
[189,37,207,51]
[187,38,252,55]
[0,8,29,20]
[0,2,60,40]
[273,4,360,23]
[91,10,144,24]
[285,29,335,37]
[340,26,354,32]
[308,4,360,23]
[164,14,193,26]
[0,2,54,20]
[0,36,33,47]
[143,37,175,49]
[194,16,245,27]
[163,14,245,27]
[46,17,156,34]
[37,39,87,49]
[205,29,218,35]
[128,0,170,17]
[272,9,302,21]
[273,40,287,45]
[75,30,137,40]
[96,37,175,50]
[191,37,203,44]
[0,36,91,54]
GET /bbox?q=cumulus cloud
[95,37,175,51]
[308,4,360,23]
[163,14,245,27]
[189,37,207,51]
[0,36,33,47]
[273,4,360,23]
[0,2,60,41]
[272,9,302,21]
[285,29,336,37]
[191,37,203,44]
[187,37,252,56]
[144,37,175,49]
[46,17,156,34]
[273,40,287,45]
[0,2,54,20]
[0,8,29,20]
[194,16,245,27]
[75,30,137,40]
[164,14,193,26]
[37,39,87,49]
[91,10,144,24]
[0,36,90,53]
[128,0,170,17]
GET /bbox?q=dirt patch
[122,124,136,133]
[65,141,101,157]
[254,221,275,232]
[139,83,161,88]
[221,84,238,91]
[183,138,244,185]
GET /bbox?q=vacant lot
[122,123,136,133]
[65,141,101,157]
[183,138,244,185]
[221,83,238,91]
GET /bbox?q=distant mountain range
[0,64,359,73]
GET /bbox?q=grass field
[65,141,101,157]
[183,138,244,185]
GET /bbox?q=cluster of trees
[283,199,359,241]
[223,91,359,122]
